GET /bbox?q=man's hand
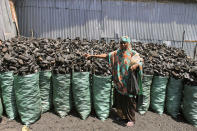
[130,64,139,71]
[84,54,91,59]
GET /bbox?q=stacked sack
[0,36,196,127]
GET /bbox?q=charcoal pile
[0,37,39,75]
[53,38,74,74]
[92,59,110,76]
[71,38,92,72]
[187,61,197,85]
[133,42,197,85]
[91,39,116,76]
[34,38,56,71]
[0,36,196,85]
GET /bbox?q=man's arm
[84,54,107,59]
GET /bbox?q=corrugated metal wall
[15,0,197,58]
[0,0,17,41]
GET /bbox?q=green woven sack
[0,98,3,118]
[166,77,183,118]
[0,76,3,118]
[183,85,197,127]
[111,86,114,107]
[0,72,17,119]
[138,75,153,115]
[72,72,91,120]
[150,76,169,115]
[92,75,112,120]
[15,73,41,125]
[39,71,52,113]
[52,73,72,118]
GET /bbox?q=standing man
[85,36,143,127]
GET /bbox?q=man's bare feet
[126,121,134,127]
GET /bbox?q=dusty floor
[0,109,196,131]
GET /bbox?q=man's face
[120,41,129,50]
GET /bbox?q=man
[85,36,143,127]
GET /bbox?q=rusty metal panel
[0,0,17,40]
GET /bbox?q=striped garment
[107,46,143,97]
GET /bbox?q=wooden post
[194,43,197,60]
[90,49,94,73]
[31,29,34,38]
[9,0,20,36]
[182,30,185,49]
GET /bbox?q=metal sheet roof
[15,0,197,41]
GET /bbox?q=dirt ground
[0,108,196,131]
